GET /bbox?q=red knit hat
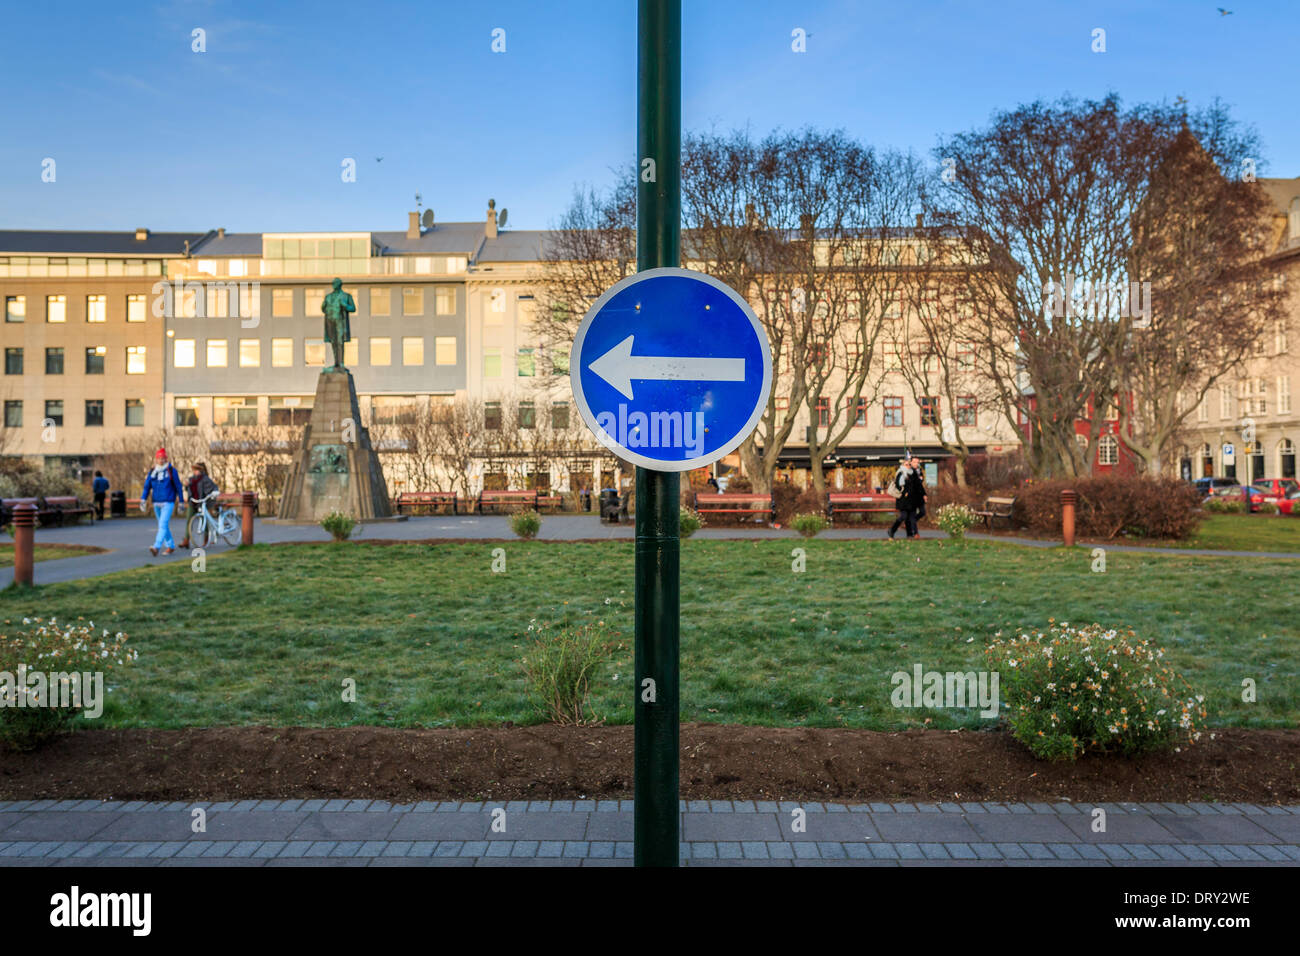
[155,448,167,460]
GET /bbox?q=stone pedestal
[277,369,392,522]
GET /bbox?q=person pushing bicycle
[179,462,220,550]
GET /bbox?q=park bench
[40,495,95,526]
[535,493,563,512]
[693,492,775,525]
[827,492,895,523]
[973,495,1017,530]
[215,492,259,515]
[477,490,538,514]
[395,491,459,515]
[2,497,51,527]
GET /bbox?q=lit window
[402,287,423,315]
[46,294,66,323]
[484,348,502,378]
[206,339,228,367]
[517,347,536,376]
[197,259,217,275]
[127,294,146,322]
[402,336,424,366]
[87,294,106,323]
[124,399,144,427]
[305,289,324,317]
[174,339,196,368]
[239,339,261,367]
[214,397,258,427]
[5,296,25,322]
[305,339,327,366]
[126,346,147,374]
[435,336,457,365]
[272,289,294,317]
[174,398,199,427]
[1279,376,1292,414]
[238,285,259,321]
[271,338,293,367]
[370,288,391,316]
[369,337,391,366]
[883,396,904,427]
[436,287,456,315]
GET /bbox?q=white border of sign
[569,267,772,472]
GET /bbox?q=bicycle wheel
[217,508,241,546]
[188,512,209,548]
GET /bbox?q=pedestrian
[579,483,591,513]
[139,447,184,556]
[179,462,219,549]
[91,470,110,520]
[888,458,926,540]
[707,474,720,492]
[912,457,929,522]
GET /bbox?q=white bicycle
[188,492,240,547]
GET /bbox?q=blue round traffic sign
[570,267,772,471]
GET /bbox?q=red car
[1206,484,1268,513]
[1252,478,1300,516]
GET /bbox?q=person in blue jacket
[139,447,184,556]
[91,470,110,520]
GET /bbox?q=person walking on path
[91,470,110,521]
[888,458,926,540]
[139,448,184,556]
[179,462,219,550]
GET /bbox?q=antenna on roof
[497,208,508,229]
[422,209,435,229]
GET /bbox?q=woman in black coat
[889,461,926,539]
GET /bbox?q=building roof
[477,230,551,262]
[373,223,486,255]
[0,230,209,256]
[187,232,263,256]
[1258,177,1300,216]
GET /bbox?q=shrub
[510,510,541,539]
[520,620,617,725]
[986,622,1206,762]
[679,507,704,538]
[771,480,802,524]
[0,460,85,500]
[1256,501,1278,515]
[935,502,980,539]
[1014,476,1202,539]
[320,510,356,541]
[1202,496,1246,514]
[0,617,137,752]
[722,474,752,492]
[790,512,828,537]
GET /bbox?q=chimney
[407,212,420,239]
[134,228,149,241]
[217,227,226,238]
[915,213,924,229]
[486,198,498,239]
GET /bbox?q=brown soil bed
[2,725,1297,804]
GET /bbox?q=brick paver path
[2,800,1296,867]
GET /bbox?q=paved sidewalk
[5,514,1297,586]
[1,799,1296,867]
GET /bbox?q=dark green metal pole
[634,0,681,868]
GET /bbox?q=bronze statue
[321,278,355,370]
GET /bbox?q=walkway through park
[2,799,1297,867]
[4,513,1298,587]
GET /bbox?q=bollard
[11,502,37,587]
[241,492,255,546]
[1060,488,1078,548]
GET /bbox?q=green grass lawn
[1175,514,1300,552]
[0,544,101,567]
[1,539,1294,732]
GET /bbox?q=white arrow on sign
[588,335,745,400]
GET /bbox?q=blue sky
[2,0,1296,233]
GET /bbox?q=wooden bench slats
[395,492,459,515]
[973,496,1016,529]
[693,492,774,524]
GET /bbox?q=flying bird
[375,157,384,163]
[1217,7,1232,14]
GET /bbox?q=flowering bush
[0,617,137,751]
[985,622,1205,762]
[790,512,828,538]
[679,507,704,538]
[519,619,617,725]
[935,502,980,539]
[510,510,542,539]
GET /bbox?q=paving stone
[614,842,634,859]
[510,841,539,858]
[1252,845,1291,861]
[460,841,490,857]
[893,842,924,860]
[966,815,1076,843]
[1122,844,1159,860]
[1,811,119,841]
[365,803,394,813]
[1096,844,1132,860]
[994,843,1029,859]
[584,812,633,842]
[431,842,462,858]
[845,843,873,859]
[150,843,185,858]
[1022,844,1055,860]
[767,842,794,859]
[562,842,589,859]
[741,841,769,859]
[918,843,950,860]
[816,842,847,859]
[790,842,820,859]
[1174,844,1211,861]
[871,814,979,842]
[1204,845,1235,861]
[868,843,900,860]
[1224,845,1266,861]
[537,841,565,857]
[1151,815,1278,845]
[408,842,440,857]
[303,842,337,857]
[732,801,756,813]
[253,842,287,859]
[275,841,313,858]
[889,803,918,813]
[298,800,327,812]
[291,813,401,842]
[688,843,716,859]
[588,841,615,859]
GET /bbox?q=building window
[214,397,258,428]
[436,287,456,315]
[370,288,391,316]
[45,348,64,375]
[84,400,104,427]
[1277,321,1289,355]
[86,294,106,323]
[174,339,195,368]
[127,294,146,322]
[402,287,423,316]
[239,339,261,368]
[268,396,312,426]
[238,285,259,321]
[483,348,502,378]
[490,288,506,314]
[4,400,21,427]
[303,289,324,317]
[126,346,146,374]
[368,337,391,366]
[852,397,867,426]
[46,295,66,323]
[206,339,228,367]
[1201,443,1214,478]
[206,286,230,319]
[919,396,939,426]
[1197,393,1208,421]
[883,396,903,427]
[4,348,22,375]
[551,348,570,375]
[125,399,144,427]
[174,398,199,427]
[305,339,327,366]
[1280,439,1296,479]
[552,401,569,429]
[44,399,63,426]
[883,341,902,370]
[5,295,25,322]
[1278,376,1291,415]
[370,396,417,425]
[1098,434,1119,466]
[519,400,536,429]
[956,395,977,426]
[175,286,197,318]
[435,336,457,366]
[271,338,293,367]
[272,289,294,317]
[813,395,830,427]
[402,336,424,366]
[517,347,536,377]
[85,346,106,375]
[956,344,976,370]
[484,401,502,430]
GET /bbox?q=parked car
[1193,476,1238,496]
[1250,478,1300,515]
[1205,484,1268,513]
